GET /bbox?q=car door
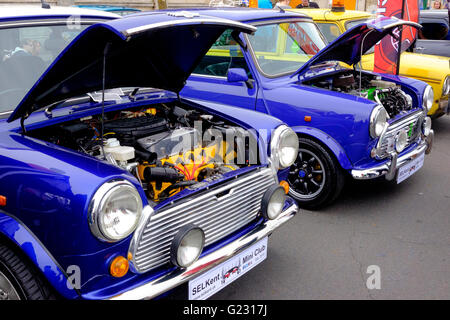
[182,29,258,110]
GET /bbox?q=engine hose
[143,167,184,183]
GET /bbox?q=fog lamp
[395,130,408,153]
[170,224,205,268]
[261,185,286,220]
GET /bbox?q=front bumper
[351,132,433,181]
[108,201,298,300]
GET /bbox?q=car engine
[303,71,414,117]
[29,103,256,203]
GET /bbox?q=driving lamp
[170,224,205,268]
[395,130,408,153]
[261,185,286,220]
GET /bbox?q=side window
[316,23,341,43]
[194,29,252,78]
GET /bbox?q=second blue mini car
[179,8,435,209]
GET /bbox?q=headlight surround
[443,76,450,96]
[89,180,143,242]
[423,85,434,112]
[270,125,299,169]
[369,105,388,139]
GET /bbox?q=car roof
[133,7,311,23]
[290,8,372,21]
[0,5,120,20]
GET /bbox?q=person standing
[296,0,320,8]
[431,0,442,8]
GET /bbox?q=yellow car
[291,8,450,118]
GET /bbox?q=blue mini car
[0,7,299,300]
[180,8,435,209]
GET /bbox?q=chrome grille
[131,167,277,273]
[377,111,423,159]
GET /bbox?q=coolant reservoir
[103,138,135,161]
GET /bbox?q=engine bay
[303,70,414,118]
[29,102,256,204]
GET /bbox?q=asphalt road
[212,115,450,300]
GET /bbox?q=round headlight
[443,76,450,96]
[170,225,205,268]
[422,116,432,136]
[271,125,299,169]
[370,105,388,138]
[89,180,142,242]
[395,130,408,153]
[423,85,434,112]
[261,185,286,220]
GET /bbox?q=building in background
[0,0,211,10]
[0,0,382,11]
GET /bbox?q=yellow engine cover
[138,141,237,202]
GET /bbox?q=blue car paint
[179,8,429,173]
[0,212,80,299]
[0,11,296,299]
[0,86,288,298]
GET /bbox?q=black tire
[287,137,345,210]
[0,242,56,300]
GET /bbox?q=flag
[373,0,420,75]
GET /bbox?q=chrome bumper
[351,132,433,181]
[108,202,298,300]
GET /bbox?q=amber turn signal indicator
[304,116,312,122]
[110,256,129,278]
[279,181,289,194]
[0,196,6,207]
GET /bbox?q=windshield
[247,21,327,77]
[0,24,88,116]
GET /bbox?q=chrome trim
[0,111,13,116]
[0,19,106,29]
[376,20,422,31]
[423,85,434,112]
[374,110,423,159]
[128,167,277,274]
[270,125,298,170]
[425,130,434,155]
[88,179,143,242]
[369,105,388,139]
[109,201,298,300]
[123,18,257,37]
[351,136,431,180]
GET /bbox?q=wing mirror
[227,68,253,89]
